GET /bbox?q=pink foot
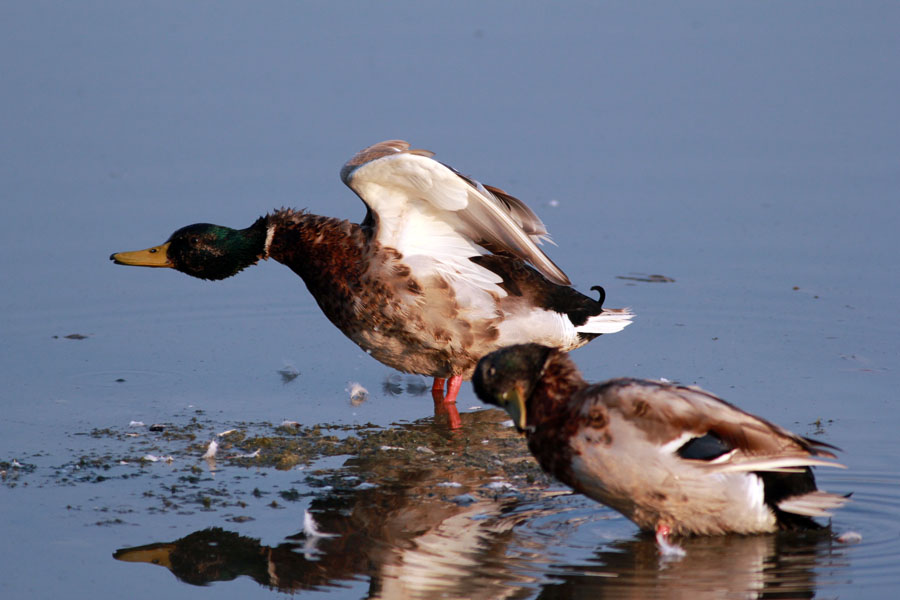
[655,524,686,558]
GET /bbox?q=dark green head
[110,218,268,281]
[472,344,555,431]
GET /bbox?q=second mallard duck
[472,344,849,538]
[111,140,633,404]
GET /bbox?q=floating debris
[53,333,89,340]
[128,421,145,428]
[228,515,254,523]
[22,410,547,518]
[836,531,863,544]
[347,382,369,405]
[202,440,218,459]
[142,454,173,463]
[279,421,300,429]
[297,510,339,559]
[231,449,261,459]
[303,510,337,538]
[278,363,300,384]
[616,273,675,283]
[484,481,514,490]
[656,527,686,559]
[149,424,165,432]
[217,428,237,437]
[809,418,834,436]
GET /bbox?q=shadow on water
[111,409,853,599]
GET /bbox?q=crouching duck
[110,141,633,416]
[472,344,849,541]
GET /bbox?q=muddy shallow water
[2,2,899,599]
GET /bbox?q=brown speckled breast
[266,210,502,378]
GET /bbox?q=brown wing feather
[340,140,434,184]
[479,184,550,239]
[592,379,837,460]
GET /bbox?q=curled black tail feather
[590,285,606,309]
[470,255,610,328]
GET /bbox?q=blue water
[2,2,899,598]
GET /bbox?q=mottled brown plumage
[263,209,500,379]
[473,344,849,536]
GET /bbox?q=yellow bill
[110,242,172,268]
[501,385,528,431]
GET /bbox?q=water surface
[2,2,899,598]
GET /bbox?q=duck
[472,344,849,542]
[110,140,633,410]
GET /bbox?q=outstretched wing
[340,140,571,287]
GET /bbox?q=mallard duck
[111,140,633,407]
[472,344,849,539]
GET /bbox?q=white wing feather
[342,142,570,287]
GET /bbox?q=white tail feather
[778,491,850,517]
[710,456,847,474]
[575,309,634,335]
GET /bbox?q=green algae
[3,408,552,520]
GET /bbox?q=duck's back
[532,378,844,535]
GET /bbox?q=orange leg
[444,375,463,404]
[431,376,462,429]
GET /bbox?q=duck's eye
[488,366,496,377]
[191,237,200,244]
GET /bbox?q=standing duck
[472,344,848,541]
[110,141,633,413]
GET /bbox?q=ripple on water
[818,470,900,587]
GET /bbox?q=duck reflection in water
[113,513,843,598]
[113,411,847,599]
[536,531,843,600]
[114,410,550,597]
